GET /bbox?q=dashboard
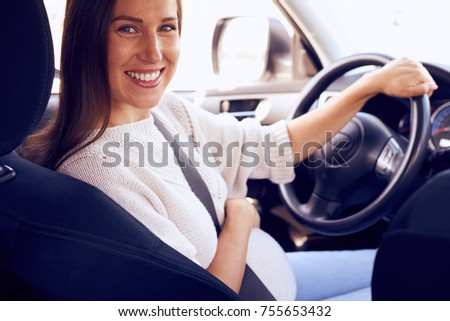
[430,100,450,151]
[364,96,450,153]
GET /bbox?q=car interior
[1,0,450,301]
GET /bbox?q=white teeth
[126,71,161,82]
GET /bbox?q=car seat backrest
[0,0,238,301]
[0,0,54,157]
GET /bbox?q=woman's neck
[107,106,152,127]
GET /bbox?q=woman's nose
[139,34,162,64]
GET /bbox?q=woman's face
[108,0,180,125]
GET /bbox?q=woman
[21,0,437,300]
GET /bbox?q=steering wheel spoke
[299,193,343,220]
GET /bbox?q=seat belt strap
[153,115,275,301]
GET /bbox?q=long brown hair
[20,0,183,170]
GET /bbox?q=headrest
[0,0,54,156]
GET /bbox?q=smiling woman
[25,0,183,168]
[107,0,181,126]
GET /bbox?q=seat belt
[153,115,276,301]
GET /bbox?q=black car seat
[372,170,450,300]
[0,0,238,301]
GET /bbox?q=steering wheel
[279,54,431,236]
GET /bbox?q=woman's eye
[160,24,177,33]
[117,25,137,34]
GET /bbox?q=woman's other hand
[207,198,260,293]
[225,198,260,230]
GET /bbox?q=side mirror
[212,16,291,82]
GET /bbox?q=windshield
[325,0,450,65]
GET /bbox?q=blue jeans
[286,249,377,301]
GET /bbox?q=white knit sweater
[58,92,297,300]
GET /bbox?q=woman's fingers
[409,82,439,97]
[225,198,260,229]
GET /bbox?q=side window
[171,0,298,91]
[44,0,65,93]
[44,0,64,70]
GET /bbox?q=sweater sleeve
[58,152,201,264]
[169,94,296,198]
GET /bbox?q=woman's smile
[125,68,164,88]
